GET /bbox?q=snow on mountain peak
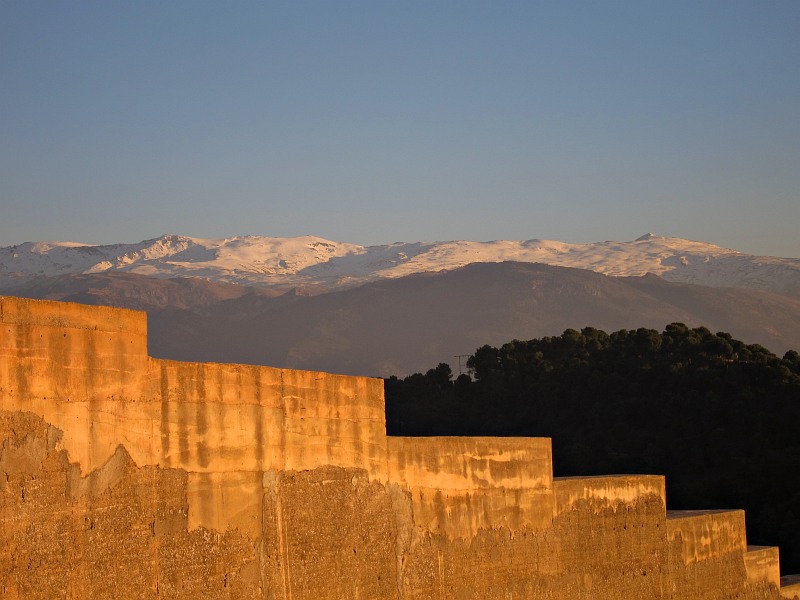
[1,234,798,297]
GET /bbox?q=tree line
[385,324,800,574]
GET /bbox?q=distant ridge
[2,233,800,297]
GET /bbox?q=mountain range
[2,233,800,296]
[1,234,799,376]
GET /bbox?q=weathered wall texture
[1,296,798,599]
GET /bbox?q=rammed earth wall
[1,296,798,599]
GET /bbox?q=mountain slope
[139,262,800,377]
[2,233,799,296]
[4,261,798,377]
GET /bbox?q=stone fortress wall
[0,295,798,599]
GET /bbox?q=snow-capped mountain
[1,233,799,296]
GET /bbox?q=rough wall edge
[0,295,147,335]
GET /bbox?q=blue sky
[1,1,799,256]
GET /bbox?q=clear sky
[1,1,798,257]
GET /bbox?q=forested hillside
[385,324,800,573]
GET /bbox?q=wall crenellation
[1,295,798,599]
